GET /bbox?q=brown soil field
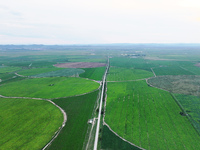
[54,62,106,68]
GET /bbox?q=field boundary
[150,68,156,77]
[42,100,67,150]
[146,77,200,136]
[145,77,171,93]
[103,122,145,150]
[103,65,144,150]
[170,93,200,136]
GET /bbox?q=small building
[88,119,93,124]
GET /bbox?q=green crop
[105,80,200,150]
[0,77,100,99]
[0,98,63,150]
[107,67,153,81]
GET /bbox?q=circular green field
[0,77,100,99]
[0,98,63,150]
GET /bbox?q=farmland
[102,48,200,150]
[147,75,200,96]
[105,80,200,150]
[152,66,194,76]
[173,94,200,133]
[107,67,153,81]
[79,67,106,81]
[0,66,21,73]
[0,98,63,150]
[47,90,99,150]
[0,77,100,99]
[101,125,141,150]
[18,68,85,77]
[1,44,200,150]
[0,46,108,150]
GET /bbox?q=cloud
[0,0,200,44]
[179,0,200,8]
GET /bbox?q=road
[93,58,109,150]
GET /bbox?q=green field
[79,67,106,81]
[0,98,63,150]
[47,90,99,150]
[110,57,152,71]
[105,80,200,150]
[0,77,100,99]
[173,94,200,134]
[0,73,17,81]
[18,68,62,76]
[0,66,21,73]
[18,68,85,77]
[153,66,195,76]
[107,67,153,81]
[1,45,200,150]
[101,125,141,150]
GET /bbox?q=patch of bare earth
[194,63,200,67]
[54,62,106,68]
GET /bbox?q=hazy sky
[0,0,200,44]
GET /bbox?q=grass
[107,67,153,81]
[79,67,106,81]
[0,98,63,150]
[47,90,99,150]
[105,80,200,150]
[0,77,100,99]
